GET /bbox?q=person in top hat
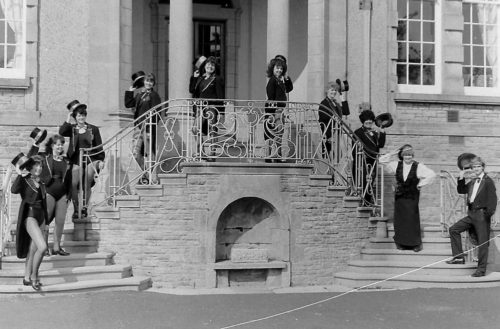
[264,56,293,162]
[446,156,497,277]
[189,56,225,160]
[59,100,105,219]
[352,110,386,203]
[379,145,436,252]
[29,134,72,256]
[318,81,350,160]
[10,153,48,290]
[125,72,161,184]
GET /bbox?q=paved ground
[0,287,498,329]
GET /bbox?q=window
[397,0,440,93]
[0,0,26,79]
[194,20,225,78]
[463,0,500,96]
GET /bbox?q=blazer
[266,76,293,105]
[59,121,105,165]
[28,145,72,197]
[124,89,161,122]
[189,74,225,100]
[354,127,386,159]
[457,174,497,217]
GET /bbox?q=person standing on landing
[446,157,497,277]
[379,145,436,252]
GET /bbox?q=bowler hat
[67,100,87,114]
[11,152,35,170]
[131,70,146,88]
[457,153,477,170]
[375,113,393,128]
[359,110,375,123]
[194,56,207,70]
[29,127,48,145]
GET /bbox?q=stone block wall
[91,164,374,289]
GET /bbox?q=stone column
[307,0,327,102]
[442,0,465,94]
[267,0,289,60]
[168,0,193,99]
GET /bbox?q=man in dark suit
[446,157,497,277]
[352,110,386,203]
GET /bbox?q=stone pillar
[168,0,193,99]
[308,0,327,103]
[267,0,289,60]
[442,0,465,94]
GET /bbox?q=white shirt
[469,172,485,203]
[379,153,436,188]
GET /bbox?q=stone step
[3,240,98,256]
[346,259,477,276]
[0,276,152,294]
[10,227,76,242]
[0,252,114,270]
[387,225,448,239]
[0,264,132,285]
[360,248,452,262]
[368,237,451,249]
[334,271,500,289]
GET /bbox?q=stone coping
[212,260,287,270]
[181,162,314,175]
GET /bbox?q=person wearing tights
[30,135,72,256]
[265,56,293,162]
[10,154,48,290]
[59,101,105,219]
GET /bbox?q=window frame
[0,0,27,80]
[396,0,442,94]
[462,0,500,96]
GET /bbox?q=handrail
[77,98,380,216]
[1,166,13,256]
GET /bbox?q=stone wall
[90,163,374,289]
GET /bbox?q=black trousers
[449,208,491,273]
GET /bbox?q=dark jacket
[266,76,293,106]
[11,175,48,258]
[189,74,225,99]
[59,121,105,165]
[457,175,497,217]
[124,89,161,122]
[29,145,72,199]
[354,127,386,160]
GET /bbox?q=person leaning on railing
[189,56,225,159]
[124,72,161,184]
[264,55,293,163]
[59,100,105,219]
[379,145,436,252]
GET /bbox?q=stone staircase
[0,222,152,294]
[334,224,500,289]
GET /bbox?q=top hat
[457,153,477,170]
[29,127,48,146]
[67,100,87,114]
[274,54,287,63]
[131,70,146,88]
[194,56,207,70]
[359,110,375,123]
[375,113,393,128]
[335,79,349,93]
[11,152,35,170]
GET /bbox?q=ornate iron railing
[79,98,380,214]
[1,166,13,255]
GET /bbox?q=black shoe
[52,248,70,256]
[31,280,41,291]
[446,258,465,265]
[22,279,31,286]
[471,271,485,277]
[72,212,79,220]
[413,245,422,252]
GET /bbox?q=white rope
[219,232,500,329]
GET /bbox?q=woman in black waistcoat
[30,134,72,256]
[189,56,225,159]
[59,100,105,219]
[10,154,48,290]
[379,145,436,252]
